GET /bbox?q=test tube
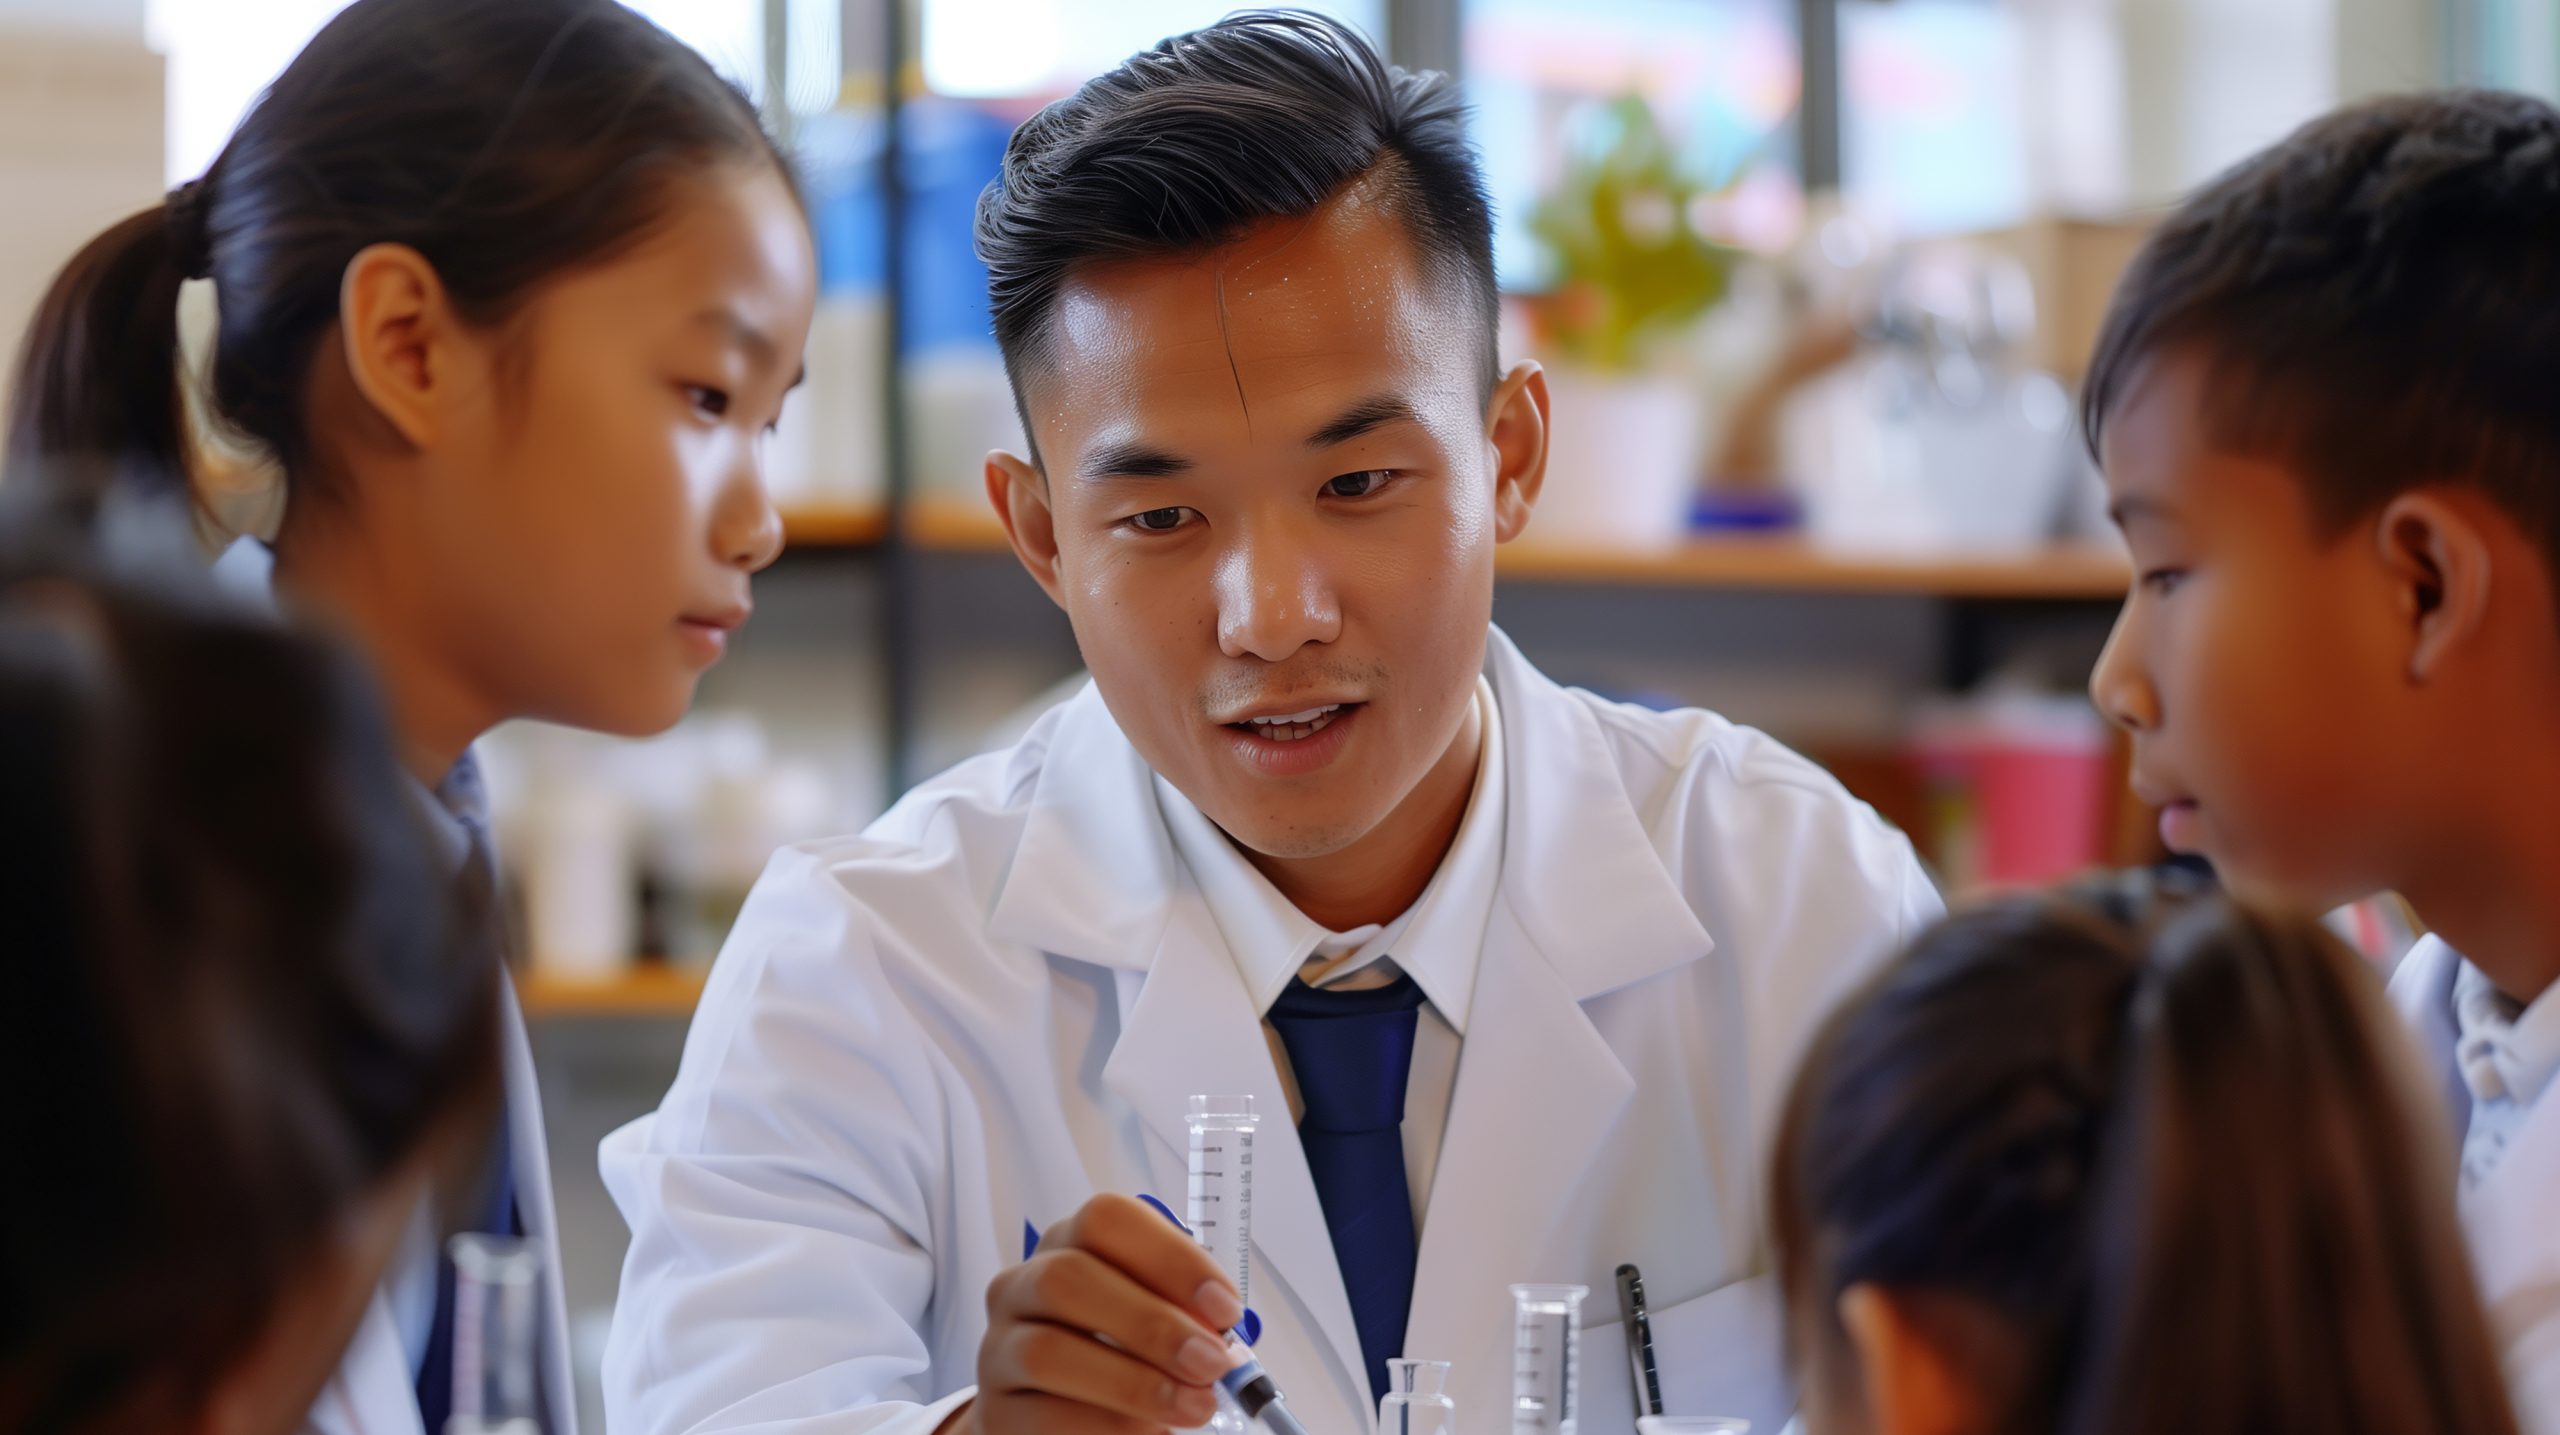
[1510,1283,1588,1435]
[446,1234,543,1435]
[1185,1095,1258,1312]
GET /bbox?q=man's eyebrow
[1304,394,1421,449]
[1078,441,1195,482]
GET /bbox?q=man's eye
[1128,507,1192,533]
[1325,470,1391,499]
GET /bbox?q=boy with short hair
[2083,89,2560,1433]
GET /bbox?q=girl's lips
[676,616,737,662]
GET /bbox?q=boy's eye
[1324,470,1392,499]
[1126,507,1195,533]
[686,385,732,418]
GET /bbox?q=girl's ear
[336,243,460,450]
[1837,1284,1993,1435]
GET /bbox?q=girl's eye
[687,386,732,419]
[2140,568,2188,595]
[1325,470,1392,499]
[1127,507,1193,533]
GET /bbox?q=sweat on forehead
[1028,180,1438,385]
[1005,165,1484,415]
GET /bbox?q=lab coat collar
[1483,627,1717,996]
[986,627,1716,996]
[1149,676,1506,1034]
[985,684,1182,972]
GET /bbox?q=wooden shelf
[869,499,2130,600]
[516,965,708,1019]
[1491,535,2130,599]
[780,503,888,548]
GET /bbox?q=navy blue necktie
[1267,971,1429,1407]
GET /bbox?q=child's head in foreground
[1771,871,2517,1435]
[2083,90,2560,917]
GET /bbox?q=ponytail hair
[4,196,202,492]
[1770,871,2520,1435]
[5,0,790,510]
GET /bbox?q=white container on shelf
[766,292,886,512]
[519,761,637,978]
[1529,368,1706,551]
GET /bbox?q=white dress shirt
[1152,678,1505,1232]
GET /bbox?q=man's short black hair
[2082,89,2560,584]
[973,9,1497,453]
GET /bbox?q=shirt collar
[1154,676,1506,1035]
[411,748,492,880]
[2454,959,2560,1109]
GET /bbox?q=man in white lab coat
[603,13,1939,1435]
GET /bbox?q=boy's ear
[2375,490,2493,683]
[988,450,1067,609]
[1486,361,1549,544]
[1838,1284,1993,1435]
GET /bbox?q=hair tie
[164,179,213,282]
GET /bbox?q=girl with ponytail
[1771,872,2522,1435]
[5,3,817,1431]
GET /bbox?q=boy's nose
[2088,614,2160,733]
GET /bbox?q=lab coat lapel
[1403,638,1715,1400]
[497,984,579,1435]
[1102,887,1371,1428]
[987,683,1180,969]
[302,1294,424,1435]
[1400,904,1635,1406]
[990,683,1372,1422]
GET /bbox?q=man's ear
[336,243,461,451]
[2374,490,2493,684]
[1837,1284,1986,1435]
[1486,361,1549,544]
[988,449,1067,609]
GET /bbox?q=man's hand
[950,1194,1245,1435]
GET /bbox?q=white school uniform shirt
[1156,677,1506,1228]
[301,756,579,1435]
[602,628,1941,1435]
[2391,937,2560,1435]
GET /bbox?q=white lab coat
[2391,938,2560,1435]
[303,984,579,1435]
[603,630,1940,1435]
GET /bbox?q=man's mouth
[1228,703,1352,742]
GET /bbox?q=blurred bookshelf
[516,965,710,1019]
[780,496,2132,600]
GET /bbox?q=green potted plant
[1522,94,1738,547]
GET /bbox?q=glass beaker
[1379,1358,1457,1435]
